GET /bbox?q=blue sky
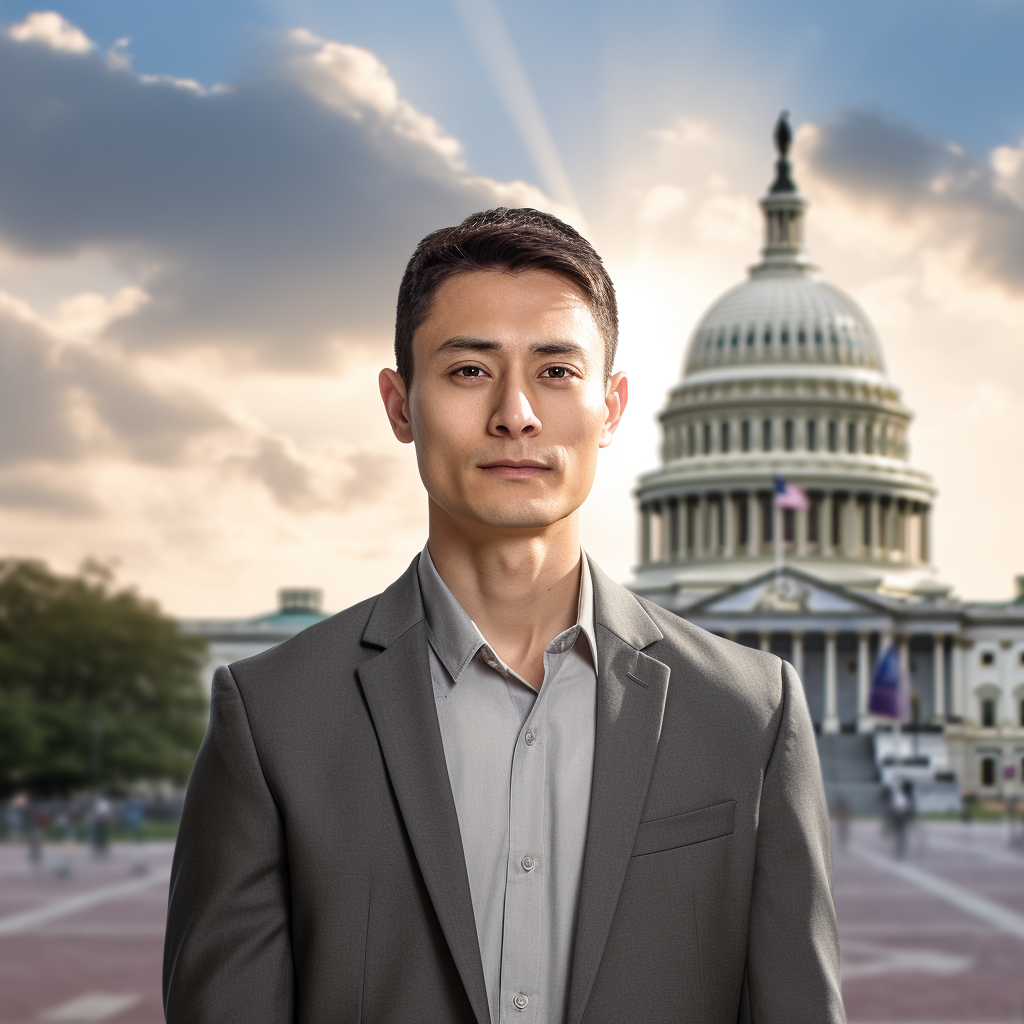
[2,0,1021,194]
[0,2,1020,609]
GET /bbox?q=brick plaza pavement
[0,821,1022,1022]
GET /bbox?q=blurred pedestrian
[28,804,46,868]
[889,779,914,859]
[92,796,111,859]
[123,798,143,841]
[6,791,28,841]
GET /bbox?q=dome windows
[741,420,751,451]
[847,422,857,453]
[784,419,795,451]
[746,327,756,347]
[730,328,739,349]
[781,325,790,345]
[814,327,823,346]
[764,326,773,347]
[798,327,807,346]
[762,419,773,451]
[806,420,818,452]
[828,420,838,452]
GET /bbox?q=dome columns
[636,484,934,573]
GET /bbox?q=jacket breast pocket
[631,799,735,857]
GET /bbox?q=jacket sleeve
[741,659,845,1023]
[163,665,294,1022]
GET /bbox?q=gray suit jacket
[164,556,844,1024]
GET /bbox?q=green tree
[0,559,208,795]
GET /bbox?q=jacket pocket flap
[631,799,736,857]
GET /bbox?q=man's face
[380,268,627,530]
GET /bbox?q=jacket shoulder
[636,594,785,715]
[228,593,380,682]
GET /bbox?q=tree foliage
[0,559,208,795]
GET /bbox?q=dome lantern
[756,112,811,274]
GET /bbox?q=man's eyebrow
[435,336,502,354]
[530,341,587,358]
[433,336,589,359]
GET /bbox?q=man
[164,208,843,1023]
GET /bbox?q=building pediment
[688,567,886,617]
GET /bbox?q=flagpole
[773,501,782,576]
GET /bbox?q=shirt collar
[417,544,599,682]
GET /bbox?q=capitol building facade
[630,118,1024,805]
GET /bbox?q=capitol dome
[683,274,887,376]
[632,114,946,604]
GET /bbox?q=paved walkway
[0,843,171,1024]
[0,821,1022,1022]
[837,819,1024,1023]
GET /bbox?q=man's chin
[462,500,573,531]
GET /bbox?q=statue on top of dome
[770,111,796,194]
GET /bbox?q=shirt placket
[499,681,548,1021]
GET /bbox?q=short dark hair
[395,208,618,383]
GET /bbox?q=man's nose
[488,380,541,438]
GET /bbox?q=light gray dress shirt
[417,547,599,1024]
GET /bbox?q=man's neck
[426,502,583,690]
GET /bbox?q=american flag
[773,475,809,511]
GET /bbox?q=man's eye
[542,366,572,378]
[456,366,483,377]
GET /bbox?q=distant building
[630,116,1024,804]
[182,588,330,696]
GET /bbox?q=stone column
[639,505,651,564]
[824,631,839,733]
[723,494,735,557]
[843,496,859,558]
[791,630,804,679]
[951,636,965,718]
[857,631,872,731]
[695,495,707,558]
[868,496,881,560]
[898,634,911,716]
[920,506,931,563]
[819,492,833,557]
[932,633,946,721]
[708,496,720,555]
[747,492,760,557]
[795,504,808,556]
[759,630,771,652]
[659,499,675,565]
[675,499,688,562]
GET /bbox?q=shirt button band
[521,855,535,871]
[513,993,529,1010]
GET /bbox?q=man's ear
[599,371,628,448]
[379,368,414,444]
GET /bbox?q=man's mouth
[478,459,550,480]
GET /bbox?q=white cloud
[637,184,689,224]
[8,11,92,53]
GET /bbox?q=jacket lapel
[357,558,491,1024]
[567,560,670,1024]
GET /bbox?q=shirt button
[524,729,536,745]
[513,993,529,1010]
[521,855,535,872]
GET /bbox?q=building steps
[816,733,886,816]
